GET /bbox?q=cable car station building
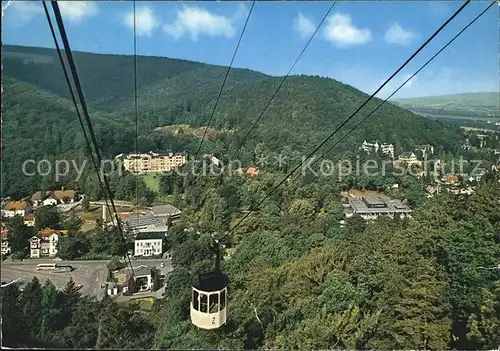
[347,195,412,220]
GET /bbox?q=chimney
[102,204,107,223]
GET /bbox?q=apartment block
[118,151,187,173]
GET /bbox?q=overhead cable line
[133,0,140,224]
[220,0,471,240]
[230,1,337,160]
[195,1,256,157]
[49,1,135,277]
[301,0,497,179]
[41,1,115,228]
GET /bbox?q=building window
[220,290,226,310]
[193,290,199,311]
[209,293,219,313]
[200,293,208,313]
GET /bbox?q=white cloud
[384,23,415,45]
[233,2,250,21]
[323,13,371,47]
[58,1,98,24]
[5,1,97,25]
[294,12,315,39]
[402,74,417,88]
[5,1,43,25]
[163,6,235,40]
[124,6,159,36]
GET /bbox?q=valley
[2,38,499,351]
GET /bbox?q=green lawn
[140,174,161,193]
[138,173,177,205]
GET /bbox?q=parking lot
[1,258,173,300]
[1,262,108,299]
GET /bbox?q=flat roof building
[122,215,169,235]
[151,204,181,219]
[347,196,412,220]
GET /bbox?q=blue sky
[2,0,498,98]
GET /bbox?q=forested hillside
[2,174,499,349]
[2,45,465,199]
[2,44,499,350]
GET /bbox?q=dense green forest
[2,45,465,199]
[2,175,499,349]
[2,45,499,349]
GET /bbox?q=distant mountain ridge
[2,44,269,111]
[392,92,499,119]
[3,44,466,197]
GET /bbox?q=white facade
[3,209,26,217]
[211,156,221,167]
[30,234,59,258]
[399,152,418,164]
[134,238,163,257]
[1,240,10,255]
[43,197,58,206]
[361,140,395,158]
[24,216,35,227]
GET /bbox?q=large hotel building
[118,151,187,173]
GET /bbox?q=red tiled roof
[52,190,76,200]
[37,228,68,238]
[246,167,259,176]
[1,229,8,240]
[443,175,459,183]
[24,214,35,221]
[31,191,51,201]
[32,190,76,201]
[4,201,29,211]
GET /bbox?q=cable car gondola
[190,239,229,330]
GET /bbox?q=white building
[29,228,66,258]
[31,189,77,207]
[398,152,418,164]
[134,237,163,257]
[1,228,10,256]
[118,151,187,174]
[347,196,412,221]
[360,140,395,158]
[2,201,31,217]
[43,197,58,206]
[24,214,35,227]
[107,282,119,296]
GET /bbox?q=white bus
[36,263,57,271]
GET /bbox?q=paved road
[1,258,173,300]
[2,258,171,267]
[1,263,108,299]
